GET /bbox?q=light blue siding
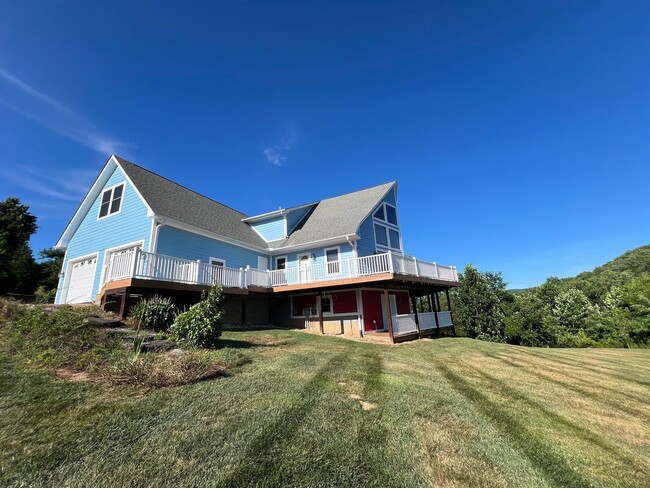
[357,217,376,257]
[356,186,399,257]
[249,215,286,241]
[286,205,314,234]
[273,242,355,269]
[157,226,270,269]
[56,166,152,303]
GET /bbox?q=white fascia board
[55,155,155,249]
[268,235,359,255]
[112,156,155,217]
[160,217,270,253]
[242,202,316,223]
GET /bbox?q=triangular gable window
[373,206,385,220]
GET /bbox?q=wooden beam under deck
[271,273,394,293]
[99,278,250,302]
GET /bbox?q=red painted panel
[292,294,317,316]
[362,290,384,332]
[332,291,357,314]
[390,291,411,315]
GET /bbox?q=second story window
[98,183,124,219]
[373,201,401,252]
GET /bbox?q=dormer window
[98,184,124,219]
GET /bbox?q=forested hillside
[454,245,650,348]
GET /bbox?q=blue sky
[1,1,649,289]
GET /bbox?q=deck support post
[410,293,420,334]
[119,290,128,320]
[445,288,456,336]
[427,294,433,313]
[317,293,324,335]
[383,288,394,343]
[432,292,440,335]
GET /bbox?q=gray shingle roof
[116,157,268,248]
[116,156,394,251]
[270,182,395,249]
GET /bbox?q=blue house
[55,155,458,342]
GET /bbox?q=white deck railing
[102,249,458,290]
[393,314,419,336]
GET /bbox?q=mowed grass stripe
[508,348,650,387]
[463,362,649,473]
[486,353,650,418]
[436,363,594,488]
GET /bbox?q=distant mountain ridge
[513,244,650,299]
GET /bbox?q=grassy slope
[1,331,648,487]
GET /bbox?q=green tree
[455,264,506,342]
[552,288,596,332]
[34,248,65,303]
[0,197,38,294]
[505,292,558,347]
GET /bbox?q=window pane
[386,205,398,225]
[110,196,122,214]
[389,229,400,249]
[99,201,110,218]
[211,259,224,267]
[277,258,286,270]
[375,224,388,247]
[326,249,338,262]
[112,185,123,200]
[373,206,385,221]
[321,296,331,313]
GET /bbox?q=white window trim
[97,182,126,221]
[209,257,226,267]
[372,202,402,252]
[98,240,145,287]
[373,222,402,252]
[324,246,341,275]
[61,252,99,304]
[275,255,288,270]
[384,203,399,226]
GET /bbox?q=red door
[362,290,384,333]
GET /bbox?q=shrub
[131,295,177,331]
[171,286,224,347]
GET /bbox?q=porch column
[317,293,324,335]
[427,294,433,313]
[445,288,456,336]
[383,288,395,343]
[410,293,420,333]
[432,292,440,335]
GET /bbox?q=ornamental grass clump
[171,286,224,348]
[131,295,177,331]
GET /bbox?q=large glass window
[99,184,124,219]
[375,224,389,247]
[389,229,400,249]
[385,205,398,225]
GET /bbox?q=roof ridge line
[114,156,250,218]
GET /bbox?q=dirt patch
[55,368,94,383]
[348,393,361,400]
[360,401,376,411]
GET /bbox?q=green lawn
[1,331,648,487]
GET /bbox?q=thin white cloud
[0,66,131,154]
[263,147,286,167]
[2,165,94,203]
[263,125,299,167]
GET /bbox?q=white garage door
[65,256,98,304]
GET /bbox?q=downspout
[150,220,166,254]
